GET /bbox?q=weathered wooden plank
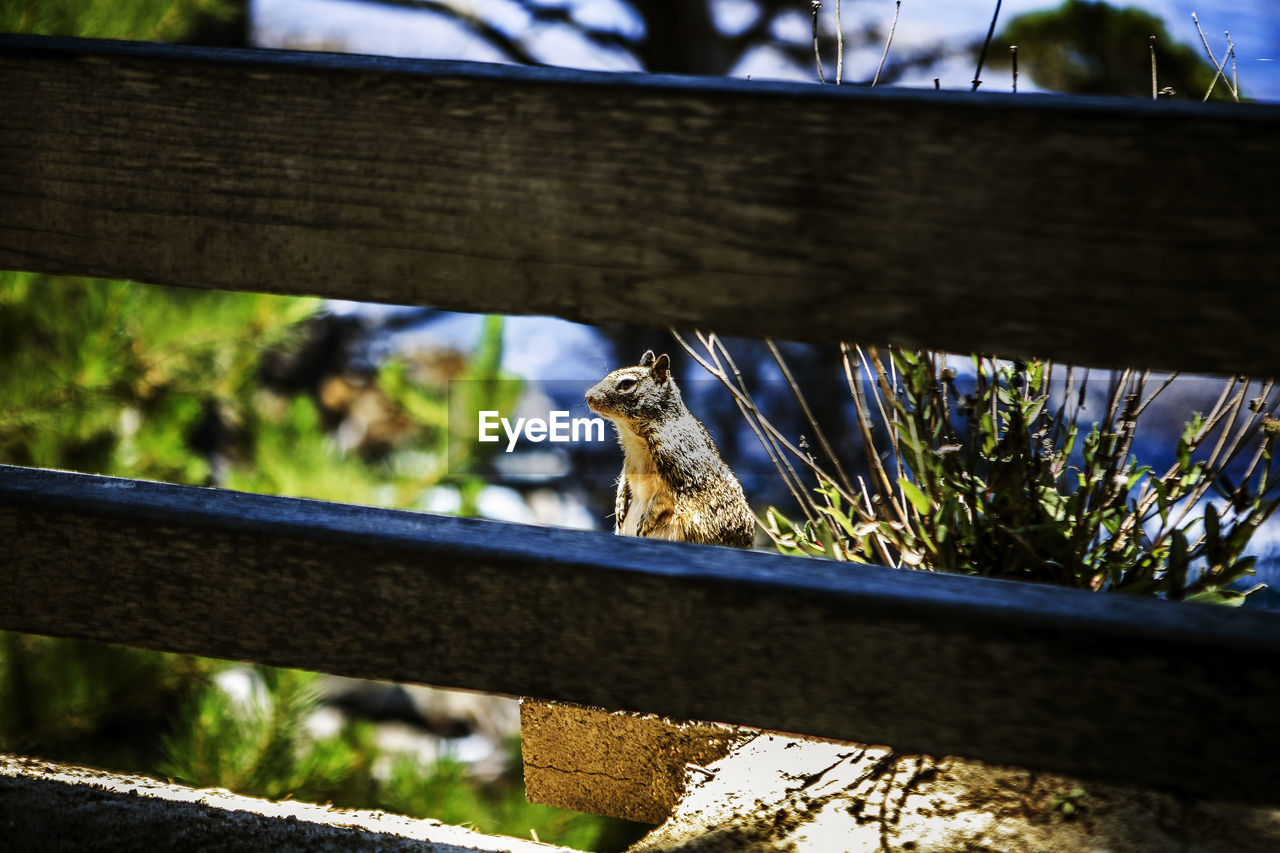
[3,464,1280,805]
[1,36,1277,376]
[0,753,571,852]
[520,699,748,824]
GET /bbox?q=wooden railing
[3,34,1280,812]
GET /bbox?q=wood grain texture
[1,36,1278,376]
[520,699,747,824]
[4,464,1280,805]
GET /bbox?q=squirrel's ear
[639,350,656,367]
[652,353,671,382]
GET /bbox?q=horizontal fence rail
[1,36,1279,376]
[3,464,1280,805]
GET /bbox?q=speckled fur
[585,351,755,548]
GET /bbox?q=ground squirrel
[585,351,755,548]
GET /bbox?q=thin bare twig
[1184,382,1276,553]
[679,334,794,491]
[861,347,909,498]
[1201,378,1250,475]
[872,1,902,87]
[361,4,505,57]
[842,345,902,523]
[1149,35,1158,100]
[1103,368,1133,429]
[1227,383,1278,500]
[1131,374,1247,531]
[840,346,906,564]
[811,1,827,84]
[1192,12,1238,101]
[861,347,917,524]
[766,338,856,497]
[678,330,871,526]
[862,353,915,534]
[1143,379,1253,547]
[972,0,1003,91]
[687,332,819,528]
[1212,381,1274,477]
[1133,372,1179,419]
[705,333,812,504]
[835,0,844,85]
[1227,31,1239,101]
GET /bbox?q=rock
[630,732,1280,852]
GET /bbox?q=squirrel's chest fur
[609,413,753,547]
[615,426,677,539]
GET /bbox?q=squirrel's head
[585,350,684,428]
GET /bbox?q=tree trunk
[630,0,728,74]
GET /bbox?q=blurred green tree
[1,0,246,45]
[986,0,1230,99]
[0,272,315,483]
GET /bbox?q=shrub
[681,333,1280,603]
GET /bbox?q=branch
[352,0,641,67]
[872,1,902,87]
[971,0,1003,91]
[1191,12,1239,101]
[811,1,827,84]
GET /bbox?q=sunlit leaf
[899,478,932,516]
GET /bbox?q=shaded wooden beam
[3,464,1280,805]
[1,36,1277,376]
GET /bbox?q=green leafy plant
[680,333,1279,603]
[0,271,502,512]
[384,745,622,849]
[160,666,373,801]
[0,633,216,773]
[385,313,524,515]
[1048,786,1088,819]
[0,272,318,483]
[160,665,633,849]
[2,0,243,44]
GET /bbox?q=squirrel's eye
[616,377,638,393]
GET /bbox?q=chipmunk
[585,351,755,548]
